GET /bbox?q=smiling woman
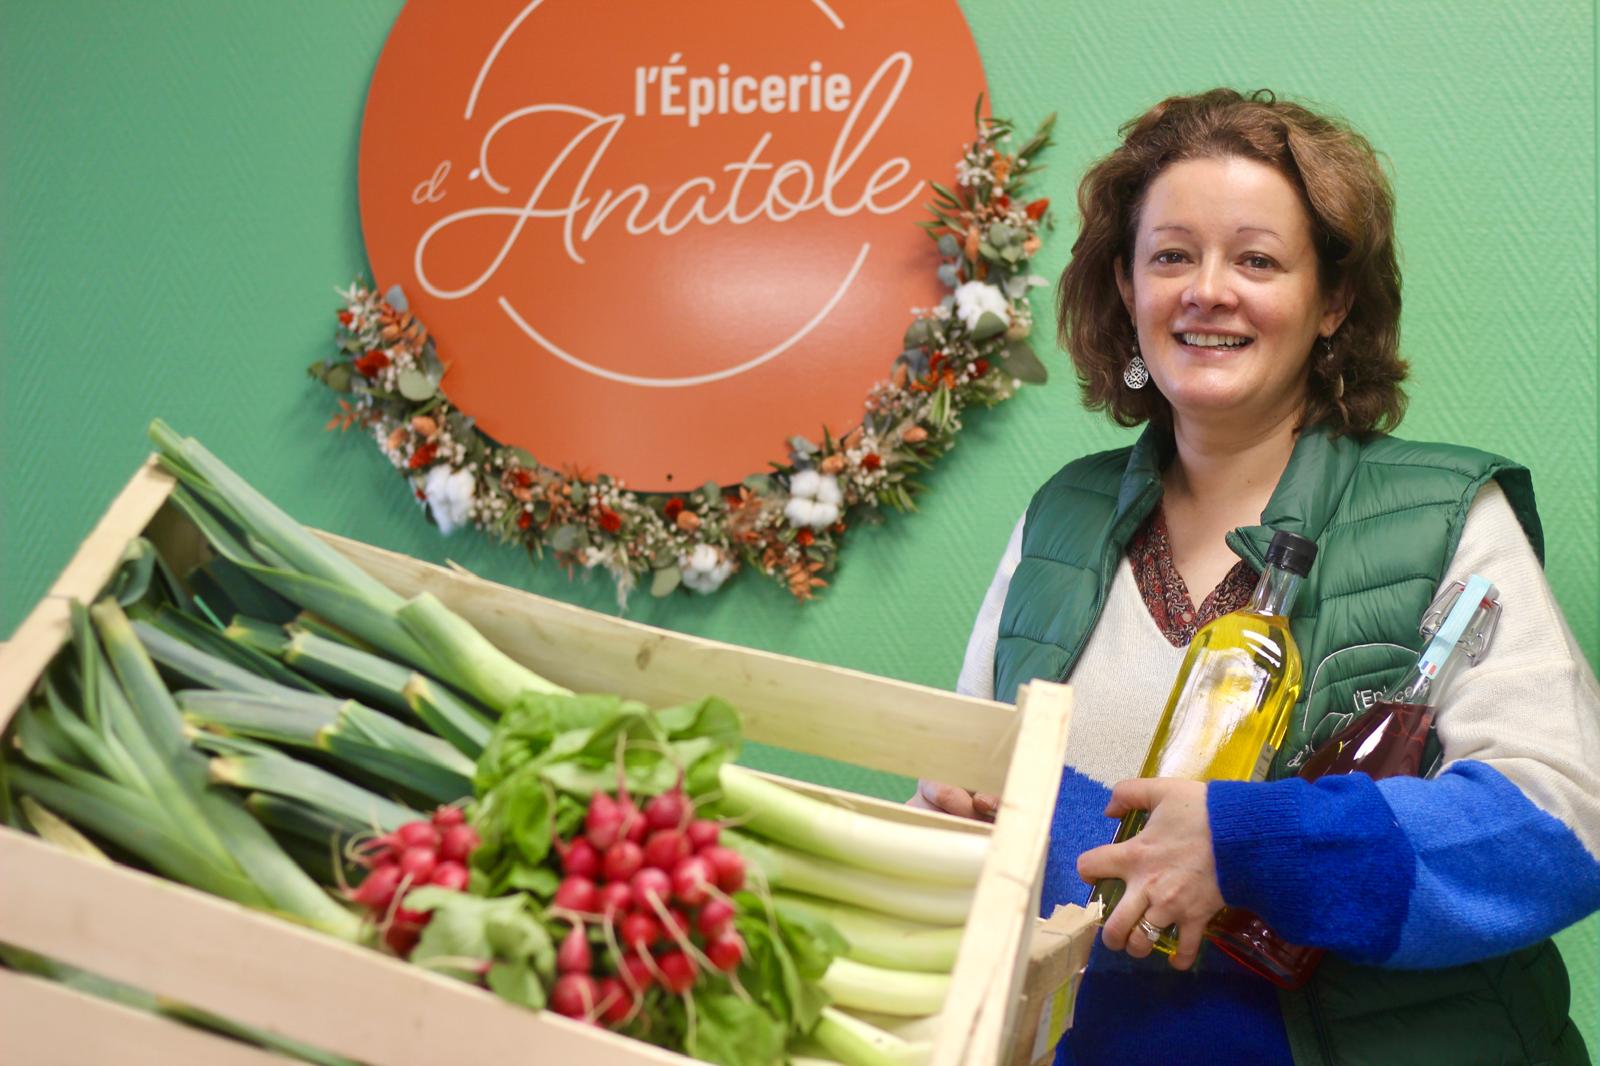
[918,89,1600,1066]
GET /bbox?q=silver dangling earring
[1123,339,1150,390]
[1319,334,1344,400]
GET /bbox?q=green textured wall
[4,0,1595,1049]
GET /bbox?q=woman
[915,90,1600,1064]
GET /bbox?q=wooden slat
[0,968,302,1066]
[0,830,693,1066]
[930,681,1075,1066]
[320,533,1022,795]
[0,460,174,733]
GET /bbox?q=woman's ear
[1115,260,1135,317]
[1321,282,1353,336]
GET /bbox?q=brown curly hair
[1057,88,1407,435]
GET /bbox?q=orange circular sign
[360,0,986,490]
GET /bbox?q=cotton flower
[681,543,735,594]
[952,280,1010,333]
[423,464,475,535]
[784,469,842,529]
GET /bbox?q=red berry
[643,828,689,871]
[657,951,696,994]
[602,841,644,883]
[707,931,745,972]
[685,819,720,851]
[429,860,469,891]
[671,856,714,906]
[437,824,479,864]
[696,898,735,940]
[554,876,598,913]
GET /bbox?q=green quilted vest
[995,424,1589,1065]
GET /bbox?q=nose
[1184,257,1238,312]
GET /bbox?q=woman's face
[1116,155,1348,432]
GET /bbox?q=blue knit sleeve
[1208,762,1600,967]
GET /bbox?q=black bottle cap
[1265,530,1317,577]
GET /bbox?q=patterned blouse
[1126,505,1259,647]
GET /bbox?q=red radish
[657,951,696,994]
[707,931,745,972]
[619,952,655,991]
[558,925,592,974]
[702,846,746,892]
[585,793,624,850]
[644,790,690,830]
[597,880,633,916]
[630,867,671,908]
[431,805,465,828]
[352,864,402,911]
[562,837,601,879]
[551,973,598,1018]
[619,912,660,951]
[437,824,479,863]
[383,907,429,956]
[660,906,689,941]
[618,798,647,845]
[602,840,644,883]
[429,860,469,891]
[398,846,437,884]
[396,821,440,850]
[686,819,720,851]
[642,828,689,871]
[671,856,714,906]
[597,976,634,1026]
[554,875,598,913]
[696,898,735,939]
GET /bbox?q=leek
[810,1008,932,1066]
[395,592,570,710]
[773,892,963,973]
[718,764,987,887]
[727,834,974,926]
[819,958,949,1017]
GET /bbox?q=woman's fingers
[910,779,995,821]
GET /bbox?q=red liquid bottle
[1205,576,1501,988]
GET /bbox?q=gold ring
[1136,917,1166,942]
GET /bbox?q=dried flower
[953,281,1009,333]
[676,510,701,534]
[901,426,928,444]
[423,465,475,535]
[819,454,846,475]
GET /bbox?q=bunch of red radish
[549,786,747,1027]
[350,805,479,955]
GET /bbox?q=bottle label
[1250,740,1276,782]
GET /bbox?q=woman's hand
[907,778,999,822]
[1076,779,1224,970]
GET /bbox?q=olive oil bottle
[1088,529,1317,956]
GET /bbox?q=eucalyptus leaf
[509,448,539,469]
[971,311,1008,341]
[650,565,682,598]
[1005,275,1031,300]
[397,369,436,402]
[548,525,581,552]
[936,263,960,288]
[1004,340,1050,384]
[936,233,960,257]
[902,319,934,348]
[384,285,409,313]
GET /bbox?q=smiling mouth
[1175,331,1253,351]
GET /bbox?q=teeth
[1181,333,1250,349]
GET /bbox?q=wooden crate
[0,459,1091,1066]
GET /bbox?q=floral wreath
[310,112,1054,604]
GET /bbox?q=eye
[1241,253,1278,270]
[1153,250,1189,265]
